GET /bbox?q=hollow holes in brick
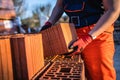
[60,68,71,73]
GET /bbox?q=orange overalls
[76,24,116,80]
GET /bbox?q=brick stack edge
[0,0,16,34]
[0,34,44,80]
[0,36,13,80]
[41,23,77,57]
[0,0,16,19]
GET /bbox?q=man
[41,0,120,80]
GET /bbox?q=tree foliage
[13,0,26,17]
[12,0,68,28]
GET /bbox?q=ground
[114,44,120,80]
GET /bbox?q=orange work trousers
[76,24,116,80]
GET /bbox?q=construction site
[0,22,85,80]
[0,0,120,80]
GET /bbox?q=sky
[25,0,56,11]
[22,0,56,26]
[23,0,56,18]
[27,0,55,5]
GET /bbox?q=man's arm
[47,0,64,25]
[70,0,120,53]
[89,0,120,38]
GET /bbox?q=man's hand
[40,21,52,31]
[69,34,93,54]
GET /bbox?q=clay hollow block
[0,33,44,80]
[0,35,13,80]
[41,23,77,57]
[10,34,44,80]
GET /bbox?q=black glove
[41,21,52,31]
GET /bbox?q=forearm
[48,1,64,25]
[89,9,120,37]
[89,0,120,38]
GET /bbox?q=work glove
[40,21,52,31]
[69,34,93,54]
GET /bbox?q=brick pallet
[0,34,44,80]
[32,55,85,80]
[41,23,77,57]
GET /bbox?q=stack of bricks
[0,0,16,19]
[32,55,85,80]
[0,23,84,80]
[32,23,85,80]
[0,34,44,80]
[10,34,44,80]
[0,0,16,34]
[41,23,77,57]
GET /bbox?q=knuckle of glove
[41,22,52,31]
[41,25,50,31]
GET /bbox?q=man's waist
[69,15,101,28]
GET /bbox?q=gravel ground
[114,44,120,80]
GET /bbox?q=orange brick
[41,23,77,57]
